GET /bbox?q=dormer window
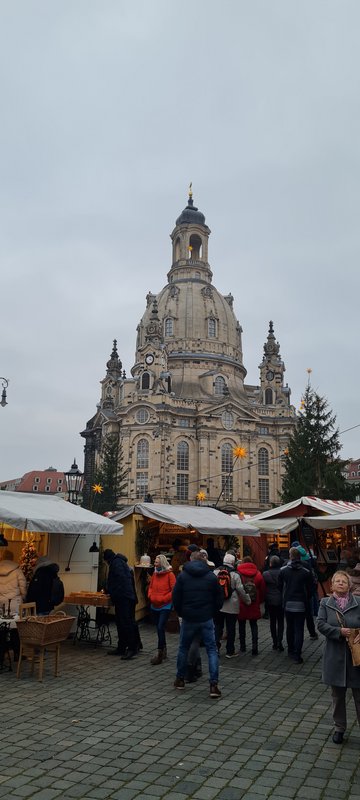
[208,318,217,338]
[164,318,173,337]
[214,376,226,396]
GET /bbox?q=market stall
[112,502,260,619]
[0,491,124,630]
[245,497,360,593]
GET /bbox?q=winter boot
[162,646,167,661]
[150,650,163,665]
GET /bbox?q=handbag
[336,610,360,667]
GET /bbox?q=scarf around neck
[333,592,350,612]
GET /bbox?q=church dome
[175,196,206,227]
[134,194,247,399]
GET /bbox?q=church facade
[81,191,297,514]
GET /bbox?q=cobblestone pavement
[0,618,359,800]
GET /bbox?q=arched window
[214,376,226,396]
[174,236,181,261]
[208,318,217,338]
[221,443,233,501]
[265,388,273,405]
[177,441,189,471]
[141,372,150,390]
[164,318,173,337]
[258,447,269,476]
[137,439,149,469]
[189,234,202,260]
[176,441,189,500]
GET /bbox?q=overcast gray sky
[1,0,359,483]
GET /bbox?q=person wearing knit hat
[172,551,223,698]
[200,549,215,568]
[214,553,251,658]
[185,544,200,561]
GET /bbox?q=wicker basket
[16,614,75,646]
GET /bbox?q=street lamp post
[64,459,88,571]
[64,458,84,505]
[0,378,9,408]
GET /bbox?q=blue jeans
[152,608,171,650]
[176,619,219,684]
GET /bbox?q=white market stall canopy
[249,496,360,521]
[0,491,124,536]
[246,518,299,535]
[307,511,360,530]
[113,502,259,537]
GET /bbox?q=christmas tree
[281,381,357,502]
[19,537,38,582]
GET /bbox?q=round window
[136,408,150,425]
[222,411,234,430]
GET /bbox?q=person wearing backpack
[237,556,266,655]
[214,553,251,658]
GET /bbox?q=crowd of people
[104,537,360,729]
[1,539,360,743]
[108,538,360,742]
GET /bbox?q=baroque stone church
[81,191,296,514]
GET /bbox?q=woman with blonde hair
[148,554,176,665]
[318,570,360,744]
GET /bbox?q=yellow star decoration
[196,491,206,502]
[92,484,104,494]
[233,446,247,459]
[283,448,289,456]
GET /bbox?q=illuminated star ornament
[233,446,247,459]
[92,484,104,494]
[196,491,206,502]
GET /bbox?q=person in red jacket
[148,554,176,665]
[237,556,266,655]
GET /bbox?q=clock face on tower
[266,370,274,381]
[145,353,154,365]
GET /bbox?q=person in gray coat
[317,570,360,744]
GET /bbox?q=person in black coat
[104,550,138,659]
[26,557,64,615]
[263,556,284,651]
[278,548,312,663]
[172,551,223,698]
